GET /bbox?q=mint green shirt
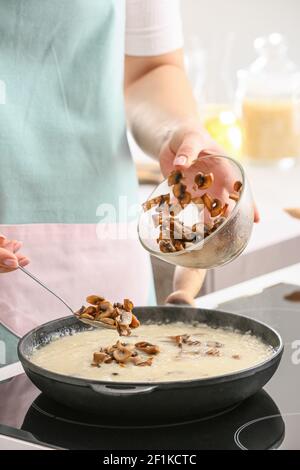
[0,0,138,224]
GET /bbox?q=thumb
[165,290,195,306]
[173,132,205,168]
[0,247,19,271]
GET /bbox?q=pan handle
[89,383,157,396]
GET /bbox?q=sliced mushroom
[113,347,132,363]
[159,194,171,205]
[220,203,229,217]
[206,348,220,356]
[123,298,134,312]
[113,302,123,309]
[84,306,97,316]
[229,192,239,202]
[75,305,85,317]
[185,338,201,346]
[136,357,153,367]
[202,193,213,211]
[233,181,243,192]
[116,323,131,336]
[211,217,226,233]
[192,196,204,206]
[159,239,176,253]
[194,172,214,189]
[130,355,146,366]
[173,240,185,251]
[210,199,223,217]
[80,313,95,320]
[110,308,121,319]
[170,334,188,348]
[168,169,184,186]
[86,295,105,305]
[173,183,187,199]
[100,317,116,327]
[130,314,140,329]
[204,223,213,238]
[142,198,157,212]
[117,310,133,326]
[104,356,114,364]
[135,341,160,355]
[178,191,192,207]
[98,301,114,312]
[93,352,110,364]
[192,222,202,233]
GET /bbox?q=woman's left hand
[0,234,30,273]
[159,122,260,223]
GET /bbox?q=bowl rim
[137,154,250,258]
[18,308,284,389]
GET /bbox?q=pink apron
[0,224,152,337]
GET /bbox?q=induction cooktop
[0,283,299,450]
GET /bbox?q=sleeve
[125,0,184,56]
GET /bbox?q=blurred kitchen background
[131,0,300,303]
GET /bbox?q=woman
[0,0,258,340]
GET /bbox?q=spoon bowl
[18,266,114,330]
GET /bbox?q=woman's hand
[159,122,260,223]
[165,266,207,306]
[0,234,30,273]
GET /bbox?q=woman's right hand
[0,234,30,273]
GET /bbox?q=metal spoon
[18,265,115,329]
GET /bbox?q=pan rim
[18,307,284,388]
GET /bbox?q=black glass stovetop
[0,282,300,450]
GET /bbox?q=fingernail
[19,258,30,267]
[174,155,188,166]
[3,259,18,267]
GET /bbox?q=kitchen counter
[195,262,300,308]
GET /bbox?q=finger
[0,234,6,245]
[1,239,23,253]
[0,247,19,271]
[254,203,260,223]
[165,290,195,307]
[173,132,205,168]
[12,240,23,253]
[16,254,30,267]
[2,239,18,251]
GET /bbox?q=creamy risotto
[30,323,274,382]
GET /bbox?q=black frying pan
[18,306,283,425]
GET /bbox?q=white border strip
[0,362,24,382]
[0,433,52,450]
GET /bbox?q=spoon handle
[18,265,74,315]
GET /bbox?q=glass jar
[236,33,300,164]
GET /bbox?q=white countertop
[195,262,300,309]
